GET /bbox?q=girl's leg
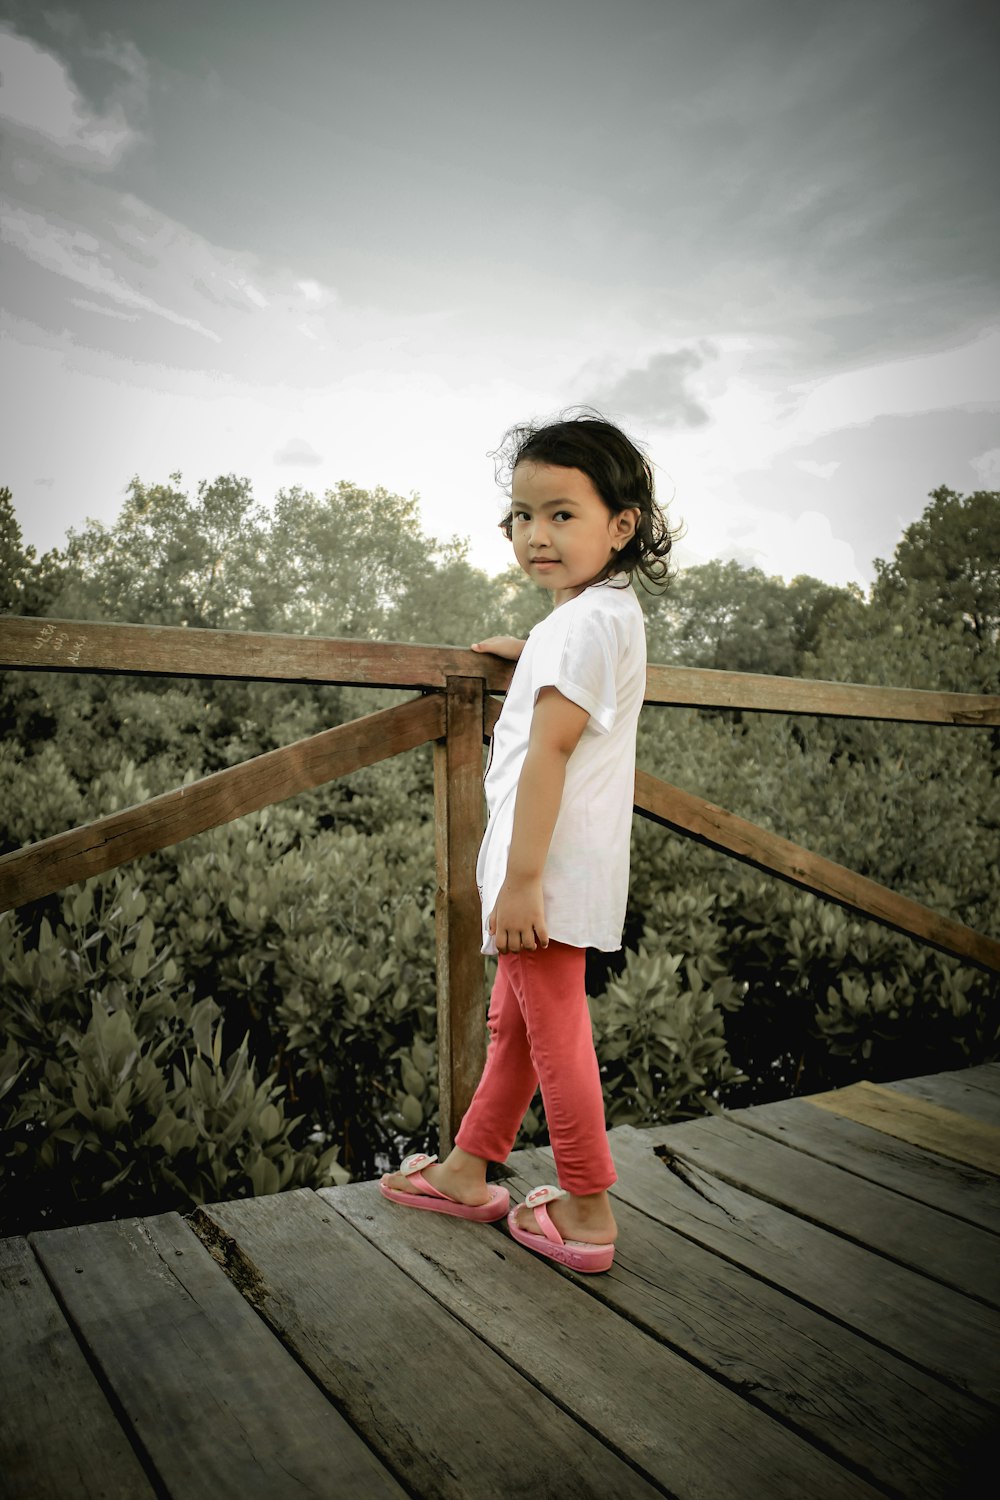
[505,941,615,1195]
[382,957,537,1203]
[384,942,617,1241]
[453,957,540,1162]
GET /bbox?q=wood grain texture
[606,1125,1000,1406]
[955,1062,1000,1098]
[656,1114,1000,1306]
[633,768,1000,972]
[8,616,998,722]
[29,1212,403,1500]
[889,1068,1000,1127]
[6,1070,999,1500]
[1,614,515,691]
[807,1081,1000,1175]
[192,1188,662,1500]
[725,1095,1000,1234]
[499,1147,991,1500]
[434,678,487,1149]
[325,1177,885,1500]
[643,660,1000,723]
[0,1237,156,1500]
[0,694,444,912]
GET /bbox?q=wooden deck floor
[3,1063,1000,1499]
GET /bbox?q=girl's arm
[488,686,589,954]
[471,636,525,660]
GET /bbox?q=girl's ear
[613,507,640,543]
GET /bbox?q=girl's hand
[488,877,548,954]
[471,636,525,660]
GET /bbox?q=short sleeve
[530,600,620,734]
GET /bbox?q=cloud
[274,437,324,467]
[794,328,1000,435]
[590,347,712,429]
[795,459,841,481]
[297,280,330,305]
[70,296,141,322]
[2,77,342,369]
[683,500,866,589]
[0,26,143,168]
[1,199,222,341]
[970,448,1000,488]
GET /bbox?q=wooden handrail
[0,615,515,693]
[5,615,1000,723]
[643,662,1000,726]
[3,610,998,1149]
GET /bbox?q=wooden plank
[656,1114,1000,1306]
[0,1237,156,1500]
[434,677,487,1150]
[324,1179,886,1500]
[0,614,514,692]
[606,1125,1000,1406]
[889,1069,1000,1127]
[497,1149,992,1500]
[29,1212,404,1500]
[9,617,999,724]
[644,660,1000,724]
[191,1189,664,1500]
[633,768,1000,972]
[808,1081,1000,1175]
[957,1062,1000,1097]
[0,694,444,912]
[726,1095,1000,1235]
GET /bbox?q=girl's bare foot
[380,1147,492,1207]
[512,1189,617,1245]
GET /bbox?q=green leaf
[398,1093,423,1131]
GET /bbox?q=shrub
[593,947,746,1124]
[147,808,444,1175]
[0,873,346,1235]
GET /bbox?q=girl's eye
[553,510,573,522]
[513,510,531,523]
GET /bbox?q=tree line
[1,474,997,1233]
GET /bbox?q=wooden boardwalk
[3,1064,999,1499]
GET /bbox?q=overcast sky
[1,0,998,593]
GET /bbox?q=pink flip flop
[507,1184,616,1273]
[379,1153,510,1221]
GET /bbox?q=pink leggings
[454,940,616,1195]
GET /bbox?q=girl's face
[509,462,638,605]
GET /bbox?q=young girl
[381,413,672,1271]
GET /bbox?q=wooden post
[434,676,487,1151]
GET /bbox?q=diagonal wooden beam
[633,769,1000,973]
[0,696,445,913]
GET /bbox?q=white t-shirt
[477,576,646,954]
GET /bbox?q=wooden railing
[2,614,999,1147]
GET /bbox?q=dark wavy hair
[492,409,677,590]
